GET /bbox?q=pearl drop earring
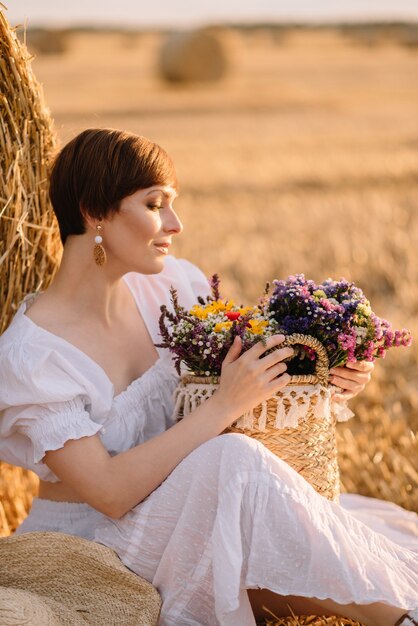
[93,224,107,266]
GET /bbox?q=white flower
[354,326,368,344]
[354,326,367,337]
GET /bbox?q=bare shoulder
[24,291,71,333]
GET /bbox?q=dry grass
[264,617,360,626]
[255,601,361,625]
[0,20,417,619]
[0,10,60,336]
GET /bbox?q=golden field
[1,25,418,536]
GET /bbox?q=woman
[0,128,417,626]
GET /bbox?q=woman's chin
[138,256,166,275]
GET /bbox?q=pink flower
[338,332,357,362]
[320,298,333,312]
[304,346,317,361]
[362,341,375,361]
[384,330,394,349]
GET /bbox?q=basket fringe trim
[172,383,354,431]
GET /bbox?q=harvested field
[1,23,417,547]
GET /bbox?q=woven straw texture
[0,587,72,625]
[175,334,341,500]
[226,385,340,500]
[0,532,162,625]
[0,9,61,335]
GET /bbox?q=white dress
[0,255,417,626]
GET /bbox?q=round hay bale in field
[399,26,418,50]
[25,28,70,56]
[0,9,61,335]
[158,28,228,83]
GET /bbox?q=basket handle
[181,333,330,387]
[280,333,329,386]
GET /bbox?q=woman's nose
[164,208,183,235]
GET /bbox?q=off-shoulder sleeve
[0,343,103,470]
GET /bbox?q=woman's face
[102,184,183,275]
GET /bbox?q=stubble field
[1,25,418,535]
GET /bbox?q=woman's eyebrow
[145,189,178,199]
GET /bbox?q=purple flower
[266,274,412,372]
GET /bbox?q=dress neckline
[19,276,162,399]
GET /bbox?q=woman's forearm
[44,391,237,518]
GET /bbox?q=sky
[5,0,418,29]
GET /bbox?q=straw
[0,8,61,336]
[0,531,161,625]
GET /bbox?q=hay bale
[0,8,60,536]
[399,26,418,50]
[158,28,228,83]
[0,8,61,336]
[24,28,70,56]
[0,461,38,536]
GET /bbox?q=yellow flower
[212,299,235,313]
[190,305,210,319]
[214,321,233,333]
[190,299,236,319]
[247,319,268,335]
[239,305,258,315]
[313,289,327,299]
[356,302,372,317]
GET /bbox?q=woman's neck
[38,236,129,327]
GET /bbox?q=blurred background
[1,1,418,533]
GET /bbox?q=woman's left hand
[329,360,374,402]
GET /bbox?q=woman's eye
[148,204,163,211]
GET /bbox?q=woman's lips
[154,243,170,254]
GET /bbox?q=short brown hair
[49,128,178,244]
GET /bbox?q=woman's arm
[44,394,237,519]
[44,334,293,519]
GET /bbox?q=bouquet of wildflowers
[155,274,279,376]
[264,274,412,375]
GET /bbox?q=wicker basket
[172,333,351,501]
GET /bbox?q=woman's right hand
[214,334,293,426]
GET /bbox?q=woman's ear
[79,205,97,231]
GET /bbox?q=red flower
[225,311,241,321]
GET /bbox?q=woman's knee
[204,432,267,468]
[217,432,265,453]
[182,433,270,480]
